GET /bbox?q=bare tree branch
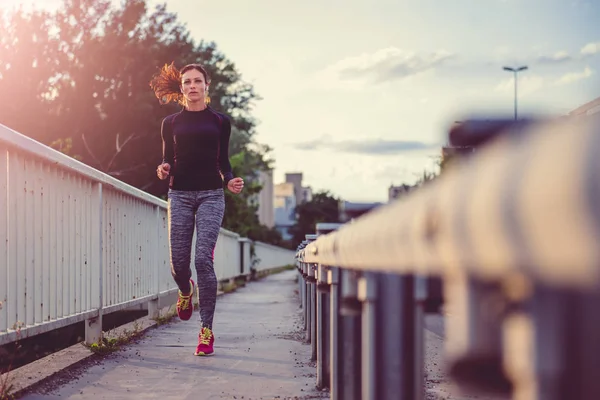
[81,133,104,170]
[106,131,138,172]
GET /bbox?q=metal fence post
[296,240,309,312]
[85,182,103,345]
[148,205,161,319]
[313,223,342,391]
[297,244,304,310]
[338,268,362,400]
[368,273,419,399]
[305,263,312,342]
[413,276,431,400]
[502,285,600,400]
[446,275,508,395]
[304,234,317,341]
[310,263,318,361]
[329,267,341,400]
[316,263,330,389]
[358,272,378,400]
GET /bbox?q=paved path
[18,269,504,400]
[22,270,324,400]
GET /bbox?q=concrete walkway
[22,270,324,400]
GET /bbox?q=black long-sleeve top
[161,107,234,191]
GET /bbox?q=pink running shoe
[176,279,195,321]
[194,327,215,356]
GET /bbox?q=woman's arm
[161,116,175,166]
[219,115,234,187]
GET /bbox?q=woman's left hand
[227,177,244,194]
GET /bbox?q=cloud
[530,42,600,64]
[581,42,600,56]
[323,47,455,84]
[293,138,440,155]
[554,66,594,85]
[536,51,572,64]
[494,74,545,96]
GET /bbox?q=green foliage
[288,191,340,246]
[86,322,143,356]
[220,148,284,245]
[49,137,82,161]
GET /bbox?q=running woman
[149,62,244,356]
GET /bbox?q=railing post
[239,239,244,276]
[148,205,160,319]
[338,268,362,400]
[314,222,340,390]
[369,273,419,399]
[304,263,312,343]
[298,253,304,309]
[0,149,7,334]
[295,244,301,309]
[299,254,305,311]
[303,234,317,344]
[316,263,330,389]
[446,274,508,395]
[329,267,340,400]
[413,276,430,400]
[502,285,600,400]
[85,182,103,345]
[310,263,318,361]
[358,272,377,400]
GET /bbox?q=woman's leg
[167,190,197,305]
[194,188,225,330]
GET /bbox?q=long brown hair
[149,62,210,106]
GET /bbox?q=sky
[4,0,600,202]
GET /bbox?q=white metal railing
[239,238,253,276]
[212,228,241,282]
[253,241,296,271]
[0,123,296,346]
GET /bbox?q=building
[274,182,296,240]
[256,169,275,228]
[273,172,313,240]
[284,172,312,204]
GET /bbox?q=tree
[221,150,284,245]
[288,191,341,246]
[0,0,281,245]
[0,0,267,195]
[0,6,62,138]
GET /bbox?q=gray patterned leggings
[167,188,225,330]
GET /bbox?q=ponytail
[149,62,184,105]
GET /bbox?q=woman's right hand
[157,163,170,180]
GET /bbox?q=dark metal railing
[295,115,600,400]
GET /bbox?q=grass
[85,321,143,356]
[0,372,15,400]
[152,305,178,326]
[0,304,19,400]
[253,264,295,280]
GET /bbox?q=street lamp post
[503,65,528,120]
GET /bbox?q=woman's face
[181,68,208,104]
